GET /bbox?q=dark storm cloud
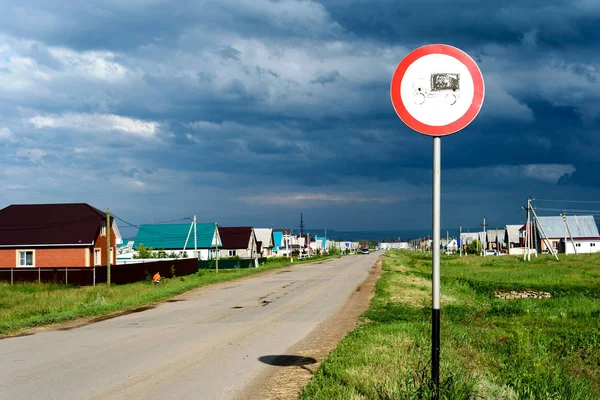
[1,0,600,230]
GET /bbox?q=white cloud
[16,148,47,163]
[30,113,159,138]
[454,164,576,184]
[244,192,402,205]
[48,47,130,82]
[523,164,576,183]
[0,127,17,143]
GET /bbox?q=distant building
[536,215,600,254]
[132,223,221,261]
[0,203,122,268]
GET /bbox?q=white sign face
[399,54,474,127]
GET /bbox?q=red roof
[0,203,109,247]
[218,227,254,249]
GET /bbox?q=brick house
[0,203,122,268]
[217,227,258,259]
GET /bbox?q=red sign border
[390,44,484,137]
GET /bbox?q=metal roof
[218,227,255,249]
[134,223,219,250]
[505,225,521,243]
[0,203,122,247]
[536,215,599,239]
[272,231,283,249]
[486,229,505,244]
[254,228,274,248]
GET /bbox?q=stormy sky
[1,0,599,235]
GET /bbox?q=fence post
[66,267,68,285]
[93,267,96,286]
[11,268,13,285]
[38,268,41,283]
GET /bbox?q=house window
[576,243,581,247]
[591,243,596,247]
[100,222,106,236]
[94,249,101,265]
[18,251,34,267]
[228,250,237,257]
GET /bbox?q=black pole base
[431,308,440,399]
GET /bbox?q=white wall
[565,240,600,254]
[117,248,212,264]
[508,248,538,256]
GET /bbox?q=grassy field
[301,251,600,399]
[0,254,338,336]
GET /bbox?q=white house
[536,215,600,255]
[445,239,458,252]
[254,228,275,257]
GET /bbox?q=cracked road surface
[0,252,380,400]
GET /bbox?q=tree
[134,244,154,259]
[466,239,482,255]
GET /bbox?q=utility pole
[481,216,488,256]
[459,225,462,257]
[106,208,111,286]
[299,213,305,237]
[193,215,198,259]
[531,206,558,260]
[250,228,256,268]
[562,212,578,255]
[215,223,219,274]
[524,199,530,261]
[286,228,291,262]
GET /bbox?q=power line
[534,199,600,204]
[150,217,193,224]
[534,207,600,214]
[111,214,195,239]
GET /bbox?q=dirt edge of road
[238,255,383,400]
[0,256,345,340]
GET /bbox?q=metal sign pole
[390,44,484,400]
[432,136,441,397]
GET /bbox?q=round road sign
[390,44,484,136]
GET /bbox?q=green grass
[301,251,600,399]
[0,254,338,336]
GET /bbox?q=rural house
[486,229,505,251]
[131,223,221,261]
[505,225,521,249]
[536,215,600,254]
[0,203,122,268]
[254,228,275,257]
[217,227,258,259]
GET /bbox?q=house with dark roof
[0,203,122,268]
[131,222,221,261]
[217,227,258,259]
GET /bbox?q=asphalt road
[0,252,380,400]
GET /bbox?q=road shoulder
[238,255,383,400]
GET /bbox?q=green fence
[198,257,267,270]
